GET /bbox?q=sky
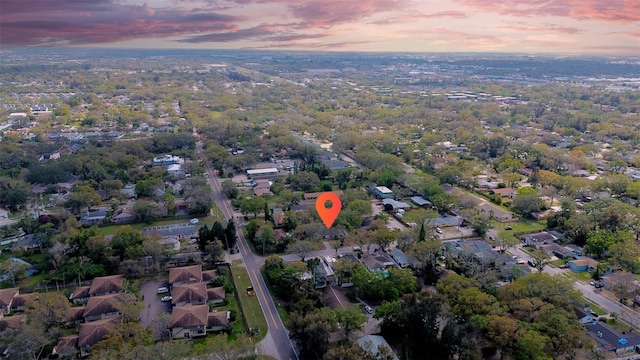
[1,0,639,55]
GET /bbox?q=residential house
[83,294,131,322]
[166,252,202,268]
[112,207,134,223]
[360,253,398,273]
[171,282,208,307]
[273,229,288,243]
[303,191,344,201]
[389,249,410,268]
[409,196,431,207]
[153,154,182,166]
[522,232,558,246]
[69,286,91,305]
[312,257,336,288]
[167,164,185,178]
[170,304,209,339]
[492,188,517,199]
[0,314,25,332]
[207,287,226,304]
[207,311,230,332]
[202,270,219,285]
[169,265,203,287]
[89,275,124,297]
[372,186,394,199]
[0,288,19,315]
[10,293,37,312]
[586,321,640,355]
[600,271,639,292]
[80,209,107,226]
[272,208,285,228]
[567,258,599,273]
[158,236,181,251]
[65,306,85,325]
[52,334,79,358]
[356,335,399,360]
[574,306,595,323]
[381,198,411,210]
[78,317,120,356]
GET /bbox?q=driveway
[140,279,171,328]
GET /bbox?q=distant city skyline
[1,0,638,55]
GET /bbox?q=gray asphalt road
[196,135,298,360]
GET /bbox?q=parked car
[157,287,169,294]
[559,264,569,269]
[364,305,373,314]
[161,296,172,302]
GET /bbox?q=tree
[374,292,441,359]
[288,308,336,360]
[529,249,550,272]
[486,315,520,360]
[469,212,493,238]
[453,287,503,321]
[25,292,71,330]
[334,306,367,337]
[584,230,618,258]
[66,185,101,212]
[608,235,640,273]
[0,322,50,360]
[511,187,544,218]
[149,312,171,340]
[286,240,315,261]
[289,171,321,192]
[240,196,267,218]
[0,259,29,287]
[0,177,30,211]
[254,224,274,255]
[132,200,160,223]
[201,334,261,360]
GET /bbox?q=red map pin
[315,192,342,228]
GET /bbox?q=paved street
[195,134,298,360]
[507,244,640,323]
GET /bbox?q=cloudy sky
[1,0,638,54]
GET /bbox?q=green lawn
[497,219,547,243]
[584,300,608,316]
[565,271,593,282]
[231,261,267,341]
[260,268,289,324]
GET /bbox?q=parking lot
[140,279,171,328]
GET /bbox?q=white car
[364,305,373,314]
[190,218,199,224]
[157,287,169,294]
[161,296,172,302]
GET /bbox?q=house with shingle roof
[0,314,25,332]
[170,304,208,339]
[0,288,19,315]
[10,292,37,312]
[83,294,133,322]
[202,269,219,285]
[207,287,226,304]
[89,274,124,297]
[78,317,120,356]
[169,265,203,286]
[69,286,91,305]
[52,334,79,358]
[207,311,230,332]
[171,282,208,307]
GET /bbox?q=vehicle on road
[589,281,596,286]
[435,228,443,234]
[364,305,373,314]
[190,218,199,224]
[157,286,169,294]
[161,296,172,302]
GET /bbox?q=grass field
[231,260,268,342]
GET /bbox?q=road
[506,244,640,323]
[194,132,298,360]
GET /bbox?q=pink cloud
[451,0,640,23]
[0,0,241,46]
[497,22,583,34]
[370,10,468,25]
